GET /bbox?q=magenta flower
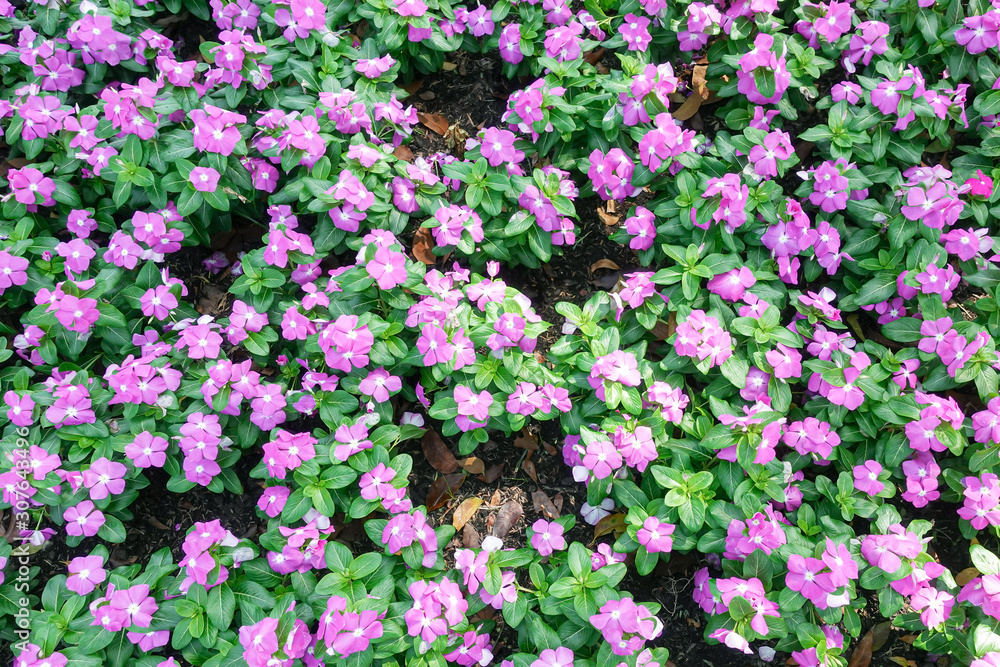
[358,368,402,403]
[54,295,100,333]
[140,285,178,320]
[0,250,29,294]
[455,548,489,593]
[67,555,107,595]
[4,390,35,427]
[257,486,290,518]
[620,13,652,51]
[83,457,127,500]
[636,517,675,553]
[8,167,56,205]
[531,647,575,667]
[530,519,567,557]
[582,440,622,479]
[765,343,802,379]
[821,539,859,587]
[853,460,885,496]
[455,385,493,422]
[911,587,954,628]
[366,246,408,289]
[63,500,105,537]
[624,206,656,251]
[707,267,755,302]
[189,167,221,192]
[124,432,168,468]
[785,554,835,603]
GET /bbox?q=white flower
[481,535,504,553]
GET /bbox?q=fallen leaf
[607,199,617,213]
[871,621,891,652]
[452,497,483,530]
[597,207,620,226]
[514,432,539,451]
[594,513,627,540]
[442,61,458,71]
[692,61,709,99]
[147,517,171,531]
[956,566,980,585]
[553,493,564,513]
[422,430,459,474]
[489,489,502,506]
[393,145,414,162]
[463,523,481,548]
[403,78,423,96]
[847,630,873,667]
[672,94,703,121]
[412,227,436,265]
[426,473,466,511]
[583,47,606,65]
[542,440,557,456]
[522,459,538,484]
[419,91,436,101]
[652,311,677,340]
[898,635,918,645]
[531,489,560,519]
[590,259,621,273]
[491,500,523,538]
[478,463,504,484]
[461,456,486,475]
[417,111,449,136]
[888,659,917,667]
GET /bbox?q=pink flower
[67,555,107,595]
[582,440,622,479]
[124,432,168,468]
[140,285,178,320]
[853,460,885,496]
[4,391,35,427]
[189,167,221,192]
[83,457,127,500]
[366,246,408,289]
[910,586,954,628]
[455,385,493,422]
[358,368,401,402]
[765,343,802,379]
[63,500,105,537]
[636,517,675,553]
[530,519,566,557]
[707,267,755,302]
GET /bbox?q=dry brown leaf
[514,433,539,451]
[412,227,436,265]
[418,111,450,136]
[403,78,423,96]
[478,463,504,484]
[463,523,481,548]
[442,62,458,71]
[422,430,459,474]
[871,621,891,653]
[582,47,606,65]
[452,497,483,530]
[956,566,980,586]
[553,493,564,513]
[847,630,873,667]
[147,517,171,530]
[542,440,558,456]
[898,635,918,645]
[888,659,917,667]
[597,207,620,226]
[393,145,414,162]
[489,488,502,506]
[590,259,621,273]
[426,473,466,511]
[652,311,677,340]
[491,500,523,538]
[531,489,560,519]
[461,456,486,475]
[594,513,627,540]
[607,199,617,213]
[522,459,538,484]
[672,94,703,121]
[692,61,709,99]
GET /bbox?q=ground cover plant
[3,0,1000,664]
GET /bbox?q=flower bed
[2,0,1000,666]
